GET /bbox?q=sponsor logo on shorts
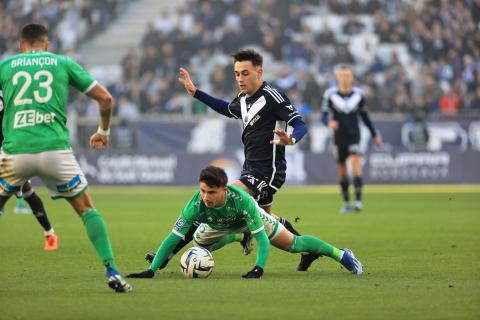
[14,110,56,128]
[0,177,21,194]
[56,174,81,193]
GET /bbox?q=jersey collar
[245,81,267,104]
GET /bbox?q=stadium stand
[1,0,479,120]
[0,0,128,57]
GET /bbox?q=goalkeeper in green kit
[0,24,131,292]
[127,166,363,279]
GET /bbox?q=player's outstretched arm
[127,232,182,279]
[179,67,232,117]
[87,84,113,150]
[242,230,269,279]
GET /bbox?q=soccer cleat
[341,203,352,214]
[340,248,363,275]
[242,266,263,279]
[240,232,253,255]
[353,201,363,213]
[297,253,321,271]
[44,234,58,251]
[0,207,6,216]
[106,267,133,293]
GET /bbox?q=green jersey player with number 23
[0,23,131,293]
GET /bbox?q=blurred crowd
[109,0,480,120]
[0,0,126,57]
[1,0,479,120]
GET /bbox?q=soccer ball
[180,246,215,278]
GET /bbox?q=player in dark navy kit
[145,49,320,272]
[0,93,58,250]
[322,65,383,213]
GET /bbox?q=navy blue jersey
[226,82,302,178]
[322,86,376,145]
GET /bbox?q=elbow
[100,93,114,110]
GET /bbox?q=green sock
[211,234,242,251]
[16,197,27,208]
[81,209,118,270]
[289,235,343,261]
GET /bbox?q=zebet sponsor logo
[14,110,56,128]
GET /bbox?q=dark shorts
[334,143,362,163]
[239,168,285,206]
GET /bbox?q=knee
[68,192,95,215]
[22,181,32,193]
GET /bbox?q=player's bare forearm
[87,83,113,130]
[99,105,113,130]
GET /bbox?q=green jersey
[0,50,96,154]
[172,185,265,237]
[149,185,271,271]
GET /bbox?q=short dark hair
[232,49,263,67]
[335,64,352,72]
[199,166,228,188]
[21,24,49,44]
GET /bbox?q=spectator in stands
[154,9,175,34]
[471,87,480,109]
[139,44,161,77]
[117,95,140,119]
[342,13,365,35]
[138,72,161,113]
[102,0,480,119]
[142,23,161,48]
[240,2,263,45]
[439,85,462,117]
[210,65,234,97]
[391,86,410,113]
[315,22,335,45]
[262,31,283,61]
[295,70,320,111]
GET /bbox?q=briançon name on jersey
[11,56,58,68]
[14,110,56,128]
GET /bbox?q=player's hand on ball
[126,269,155,278]
[89,133,109,150]
[242,266,263,279]
[270,129,295,145]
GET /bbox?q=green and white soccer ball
[180,246,215,278]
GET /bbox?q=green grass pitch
[1,185,479,320]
